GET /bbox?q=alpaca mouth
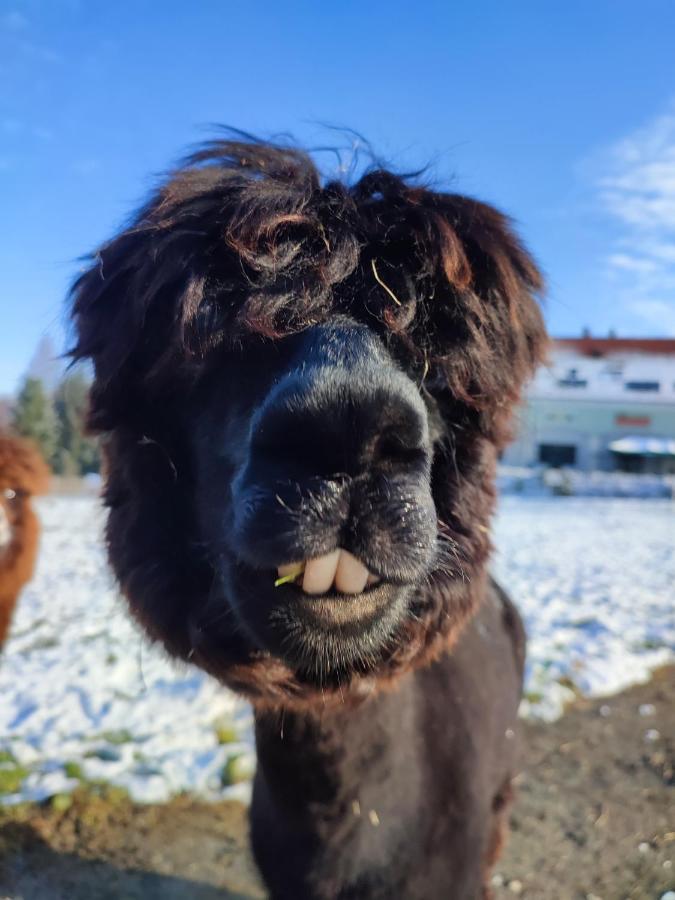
[279,579,399,630]
[216,548,409,675]
[276,549,381,596]
[273,549,391,631]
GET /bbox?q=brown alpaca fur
[0,434,50,647]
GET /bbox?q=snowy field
[492,497,674,717]
[1,494,673,806]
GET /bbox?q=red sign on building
[615,414,651,427]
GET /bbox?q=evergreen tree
[26,334,65,395]
[53,372,100,475]
[12,377,58,465]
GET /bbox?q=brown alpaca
[0,434,50,647]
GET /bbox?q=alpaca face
[70,139,547,701]
[0,435,50,563]
[188,317,440,678]
[0,435,49,650]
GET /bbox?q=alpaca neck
[251,675,426,896]
[253,678,421,825]
[247,585,520,899]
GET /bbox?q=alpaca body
[252,581,524,899]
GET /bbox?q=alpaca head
[0,434,50,561]
[70,138,547,706]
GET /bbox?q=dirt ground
[0,669,672,900]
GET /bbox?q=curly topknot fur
[72,139,544,439]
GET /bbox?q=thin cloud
[14,38,63,64]
[1,11,29,31]
[607,254,659,274]
[593,102,675,335]
[71,158,102,175]
[1,118,23,134]
[626,299,675,333]
[33,126,54,141]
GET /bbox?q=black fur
[69,136,547,897]
[252,581,525,899]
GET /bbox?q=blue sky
[2,0,675,394]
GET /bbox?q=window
[624,381,659,392]
[557,368,587,388]
[538,444,577,467]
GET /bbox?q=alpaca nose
[249,369,430,479]
[230,322,437,578]
[248,326,431,480]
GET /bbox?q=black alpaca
[69,137,547,898]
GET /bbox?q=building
[503,336,675,474]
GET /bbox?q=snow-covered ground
[0,497,253,806]
[1,494,673,805]
[493,496,674,718]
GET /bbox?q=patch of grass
[0,763,30,795]
[129,750,161,777]
[0,800,30,821]
[98,784,131,805]
[557,675,581,694]
[221,754,254,787]
[214,718,239,745]
[100,729,134,745]
[523,690,544,705]
[21,636,59,653]
[50,793,74,812]
[113,689,135,702]
[71,780,131,805]
[63,761,85,780]
[640,638,664,651]
[0,750,17,765]
[80,632,106,644]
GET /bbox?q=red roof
[555,337,675,357]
